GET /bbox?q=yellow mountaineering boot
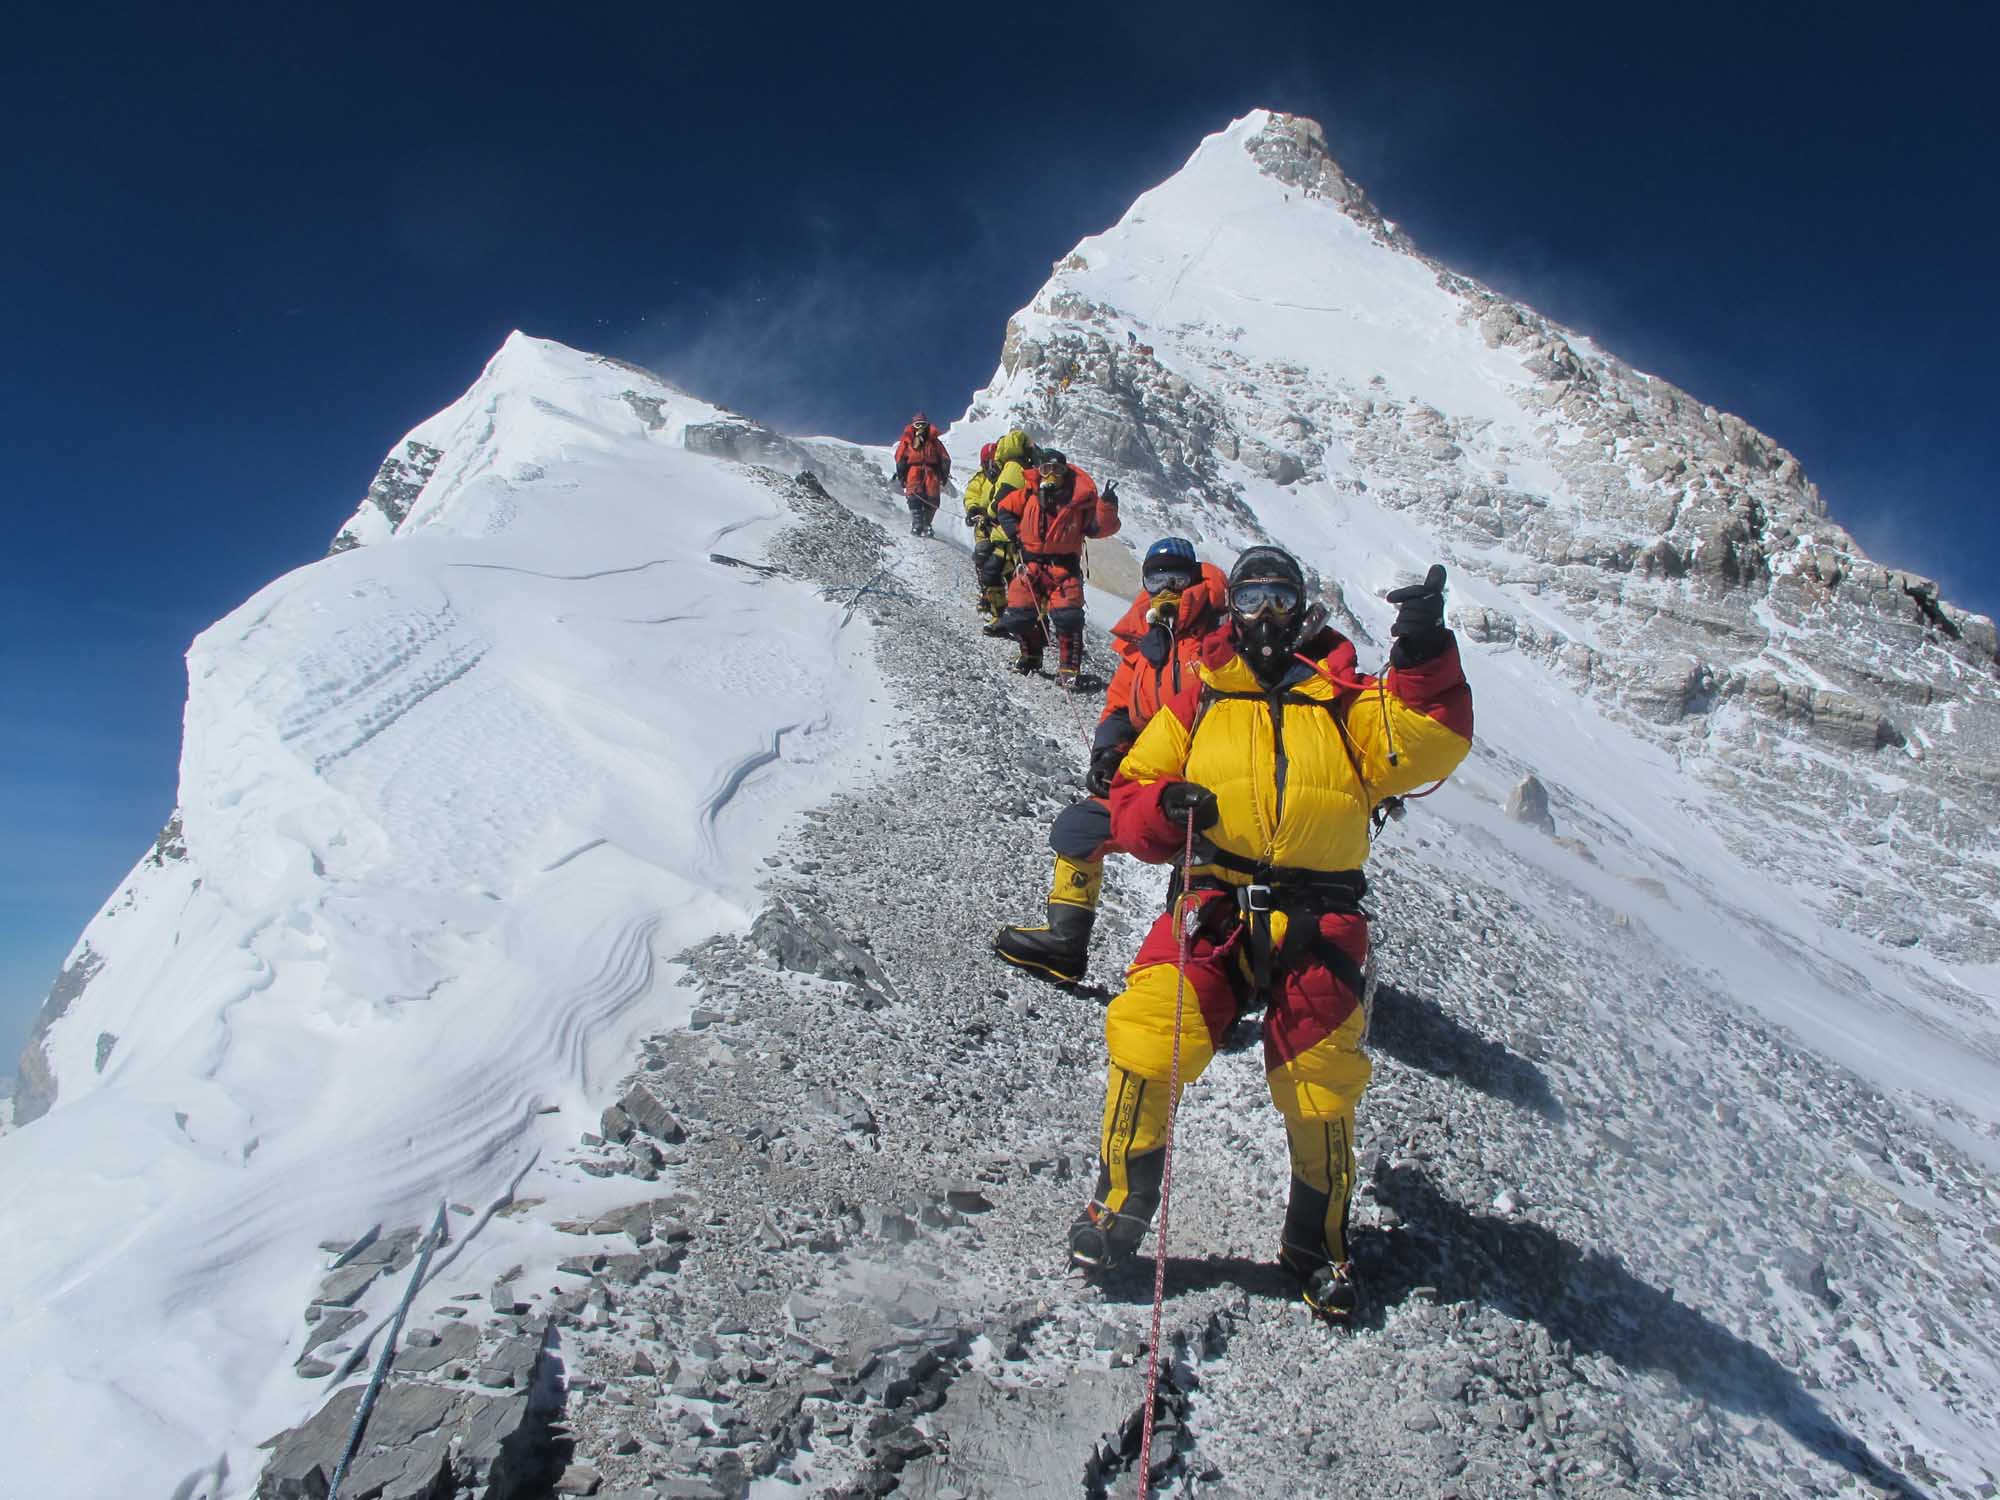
[992,855,1101,984]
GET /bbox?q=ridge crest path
[529,472,1972,1499]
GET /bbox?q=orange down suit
[1090,624,1473,1266]
[893,426,950,506]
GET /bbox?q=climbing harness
[327,1201,450,1500]
[1136,813,1198,1500]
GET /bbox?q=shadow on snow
[1368,981,1565,1123]
[1118,1165,1920,1499]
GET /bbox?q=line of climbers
[894,416,1121,688]
[963,426,1121,685]
[888,409,1476,1321]
[993,537,1473,1321]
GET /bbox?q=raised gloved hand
[1086,744,1127,798]
[1101,481,1119,506]
[1158,780,1219,831]
[1386,564,1450,665]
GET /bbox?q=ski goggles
[1228,579,1305,619]
[1143,563,1200,596]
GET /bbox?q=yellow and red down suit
[996,461,1120,670]
[962,440,1022,619]
[1087,621,1473,1268]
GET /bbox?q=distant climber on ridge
[994,449,1119,683]
[1065,550,1473,1323]
[993,538,1230,982]
[892,412,951,536]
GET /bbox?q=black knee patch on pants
[1050,797,1113,860]
[1048,606,1085,634]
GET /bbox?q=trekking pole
[1137,813,1198,1500]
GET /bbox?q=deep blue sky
[3,1,1994,1061]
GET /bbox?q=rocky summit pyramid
[6,111,1998,1500]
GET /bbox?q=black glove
[1086,744,1126,797]
[1158,780,1219,831]
[1387,564,1449,665]
[964,509,981,528]
[1101,481,1119,506]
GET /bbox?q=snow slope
[0,335,895,1494]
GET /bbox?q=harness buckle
[1238,883,1274,915]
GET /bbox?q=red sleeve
[893,438,911,464]
[1384,635,1474,741]
[997,486,1027,518]
[1089,482,1121,539]
[1106,674,1204,862]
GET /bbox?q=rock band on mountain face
[907,416,1474,1320]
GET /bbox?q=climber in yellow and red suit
[1067,547,1473,1320]
[993,450,1119,684]
[993,538,1230,982]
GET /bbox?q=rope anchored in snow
[326,1200,451,1500]
[1137,812,1199,1500]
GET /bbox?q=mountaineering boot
[1071,1102,1167,1273]
[993,856,1101,983]
[993,900,1093,980]
[983,619,1015,638]
[1056,630,1085,680]
[1067,1200,1149,1272]
[1012,651,1044,675]
[1279,1243,1359,1321]
[981,583,1008,619]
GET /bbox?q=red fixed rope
[1136,812,1198,1499]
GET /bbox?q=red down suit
[995,462,1120,668]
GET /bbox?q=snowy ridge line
[11,116,2000,1493]
[1,338,896,1495]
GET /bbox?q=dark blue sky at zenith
[1,0,1994,1056]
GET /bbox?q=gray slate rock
[313,1262,382,1308]
[391,1319,477,1374]
[257,1379,532,1500]
[620,1084,686,1144]
[1504,774,1556,833]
